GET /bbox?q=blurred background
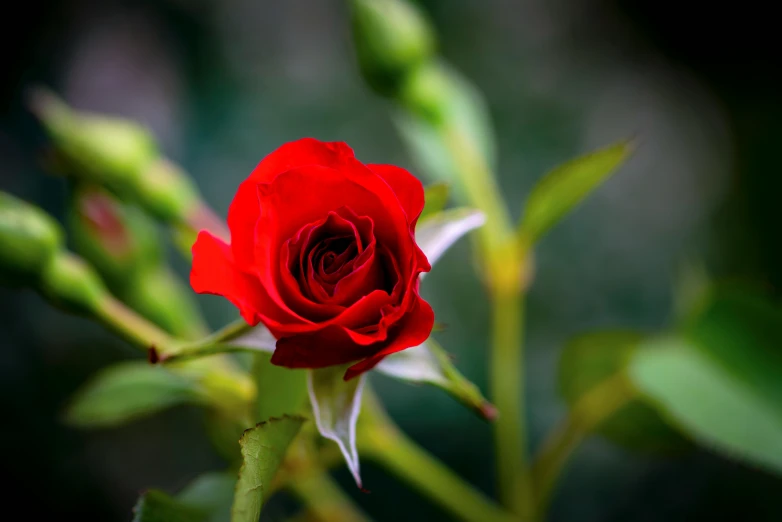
[2,0,781,520]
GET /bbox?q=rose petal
[344,294,435,379]
[190,231,265,325]
[369,164,425,227]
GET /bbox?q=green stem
[359,391,515,522]
[441,124,532,518]
[490,286,532,519]
[532,372,637,514]
[287,470,370,522]
[95,295,174,354]
[158,318,257,362]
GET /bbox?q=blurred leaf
[375,339,496,421]
[420,182,449,221]
[308,366,366,488]
[66,361,206,428]
[519,141,633,244]
[672,257,711,325]
[178,472,236,522]
[394,65,496,199]
[559,331,688,453]
[630,336,782,474]
[252,352,308,422]
[232,416,305,522]
[133,490,207,522]
[416,208,485,271]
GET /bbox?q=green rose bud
[122,265,207,339]
[350,0,435,95]
[68,186,162,289]
[397,60,452,124]
[135,158,200,223]
[31,89,201,224]
[0,192,64,286]
[38,252,108,314]
[30,89,157,189]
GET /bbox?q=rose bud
[0,191,64,286]
[190,139,435,379]
[30,89,201,223]
[349,0,435,95]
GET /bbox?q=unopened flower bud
[0,192,64,286]
[398,60,452,124]
[30,89,157,188]
[350,0,435,95]
[38,252,108,315]
[123,265,207,339]
[135,158,200,223]
[30,89,202,224]
[68,186,162,289]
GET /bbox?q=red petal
[270,324,375,368]
[344,295,435,379]
[368,164,425,227]
[227,139,356,271]
[190,231,265,326]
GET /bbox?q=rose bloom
[190,139,434,379]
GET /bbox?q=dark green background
[2,0,781,520]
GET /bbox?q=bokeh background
[2,0,782,520]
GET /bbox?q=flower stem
[490,285,533,519]
[359,390,515,522]
[441,124,533,518]
[95,295,174,354]
[532,372,637,513]
[287,470,370,522]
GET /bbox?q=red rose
[190,138,434,379]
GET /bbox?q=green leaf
[420,183,449,221]
[630,336,782,474]
[393,65,496,200]
[558,331,687,453]
[416,208,485,271]
[66,361,206,428]
[252,352,308,421]
[375,339,496,421]
[519,140,633,244]
[308,366,367,487]
[232,415,305,522]
[133,489,208,522]
[178,472,236,522]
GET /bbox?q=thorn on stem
[147,346,160,364]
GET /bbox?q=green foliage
[420,182,449,221]
[629,288,782,474]
[133,490,208,522]
[415,208,485,270]
[0,191,64,286]
[519,141,633,244]
[66,361,207,428]
[232,416,306,522]
[178,472,236,522]
[558,331,687,453]
[252,352,308,422]
[394,63,497,199]
[630,337,782,473]
[308,366,366,488]
[376,339,496,420]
